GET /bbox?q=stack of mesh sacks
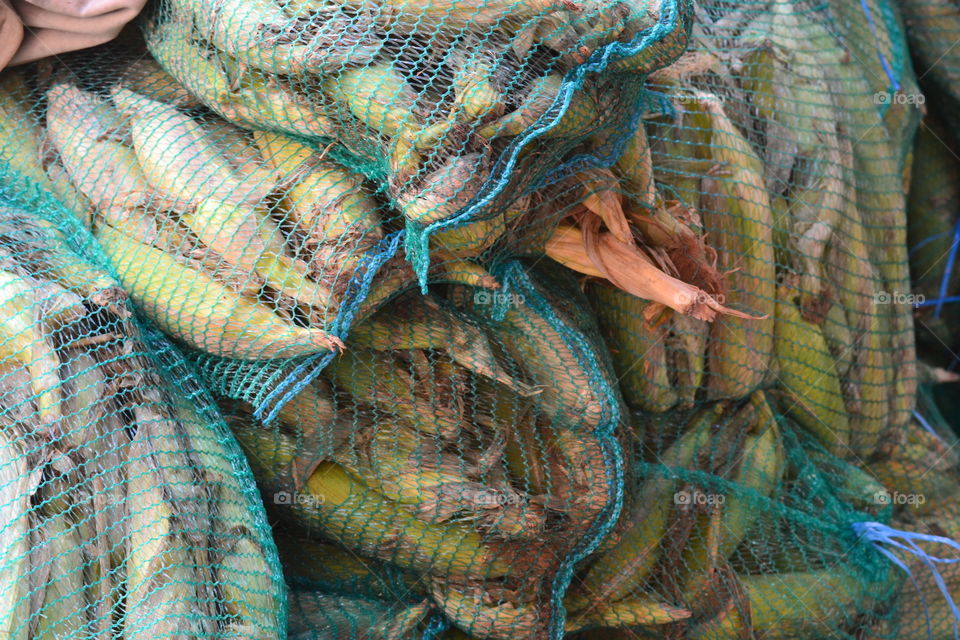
[0,0,957,638]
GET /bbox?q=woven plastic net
[0,193,285,638]
[0,0,955,638]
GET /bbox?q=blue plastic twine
[420,613,450,640]
[853,521,960,640]
[253,230,404,423]
[859,0,900,92]
[912,409,947,444]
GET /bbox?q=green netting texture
[218,260,626,640]
[0,193,285,638]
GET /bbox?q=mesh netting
[219,261,625,640]
[0,0,956,638]
[0,194,284,638]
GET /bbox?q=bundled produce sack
[219,261,627,640]
[507,0,922,463]
[0,198,284,638]
[564,393,910,639]
[139,0,696,283]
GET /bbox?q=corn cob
[0,71,60,195]
[29,509,88,640]
[275,533,424,600]
[0,269,62,426]
[96,224,342,359]
[690,95,775,399]
[690,570,866,640]
[575,405,719,603]
[45,84,155,212]
[349,296,528,392]
[172,0,322,76]
[324,348,462,439]
[564,597,691,633]
[111,88,273,207]
[300,462,513,578]
[287,591,429,640]
[590,283,677,412]
[254,131,382,244]
[121,57,204,109]
[122,442,214,639]
[0,429,34,640]
[397,153,490,225]
[822,26,916,435]
[773,281,850,456]
[679,393,783,602]
[430,580,545,640]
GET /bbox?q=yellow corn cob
[222,64,339,140]
[397,153,489,225]
[301,462,513,578]
[564,597,691,633]
[774,282,850,456]
[182,198,335,309]
[690,570,865,640]
[144,18,233,109]
[679,393,783,601]
[590,283,677,412]
[615,122,655,204]
[123,446,210,639]
[0,269,62,425]
[173,0,322,75]
[45,84,155,211]
[112,88,271,207]
[0,71,59,194]
[254,131,382,243]
[121,57,203,109]
[324,348,462,439]
[430,581,544,640]
[96,224,342,359]
[691,93,775,399]
[30,510,87,640]
[575,405,719,603]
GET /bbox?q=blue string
[916,296,960,309]
[932,220,960,318]
[859,0,900,92]
[910,231,952,257]
[253,231,405,423]
[853,521,960,640]
[420,613,450,640]
[912,409,946,444]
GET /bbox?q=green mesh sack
[214,260,627,640]
[286,587,433,639]
[0,0,692,422]
[564,392,916,639]
[137,0,696,283]
[0,195,285,637]
[483,0,923,463]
